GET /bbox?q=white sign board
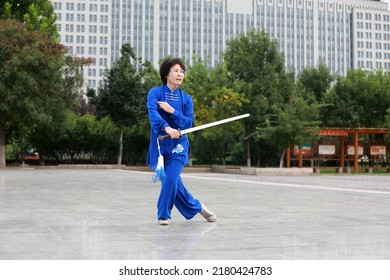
[347,145,364,156]
[318,145,336,155]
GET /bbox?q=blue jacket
[146,84,194,169]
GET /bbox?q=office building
[52,0,390,90]
[52,0,111,89]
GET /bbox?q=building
[52,0,390,90]
[352,6,390,70]
[52,0,111,90]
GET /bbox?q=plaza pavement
[0,168,390,260]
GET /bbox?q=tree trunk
[279,149,285,168]
[0,124,6,168]
[222,142,227,166]
[246,139,251,167]
[298,145,303,168]
[188,144,193,167]
[117,127,124,167]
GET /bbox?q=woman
[147,57,217,226]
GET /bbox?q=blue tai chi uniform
[147,85,202,220]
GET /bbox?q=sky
[383,0,390,9]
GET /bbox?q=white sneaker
[200,203,217,222]
[159,219,170,225]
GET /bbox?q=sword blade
[180,113,250,135]
[158,113,250,140]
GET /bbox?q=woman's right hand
[165,126,181,139]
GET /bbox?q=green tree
[183,55,247,165]
[140,60,161,92]
[385,108,390,144]
[0,0,58,39]
[323,69,390,128]
[183,54,216,124]
[296,62,333,102]
[123,122,149,165]
[27,55,93,163]
[62,112,95,162]
[90,116,119,163]
[0,19,66,167]
[95,43,146,165]
[34,112,119,164]
[224,29,294,166]
[257,96,320,167]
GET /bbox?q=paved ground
[0,168,390,260]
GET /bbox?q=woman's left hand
[158,101,174,114]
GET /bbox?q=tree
[224,29,294,166]
[385,108,390,144]
[59,113,118,164]
[94,43,146,165]
[1,0,58,39]
[183,54,216,123]
[182,55,247,165]
[323,69,390,128]
[38,112,118,164]
[296,62,333,102]
[26,55,93,164]
[0,19,66,167]
[256,97,320,167]
[140,60,161,92]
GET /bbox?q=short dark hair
[159,57,186,84]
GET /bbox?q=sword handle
[157,129,181,141]
[157,134,170,141]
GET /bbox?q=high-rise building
[52,0,390,90]
[52,0,111,90]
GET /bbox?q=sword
[158,113,250,140]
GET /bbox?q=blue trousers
[157,146,202,220]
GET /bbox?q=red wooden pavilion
[286,128,389,173]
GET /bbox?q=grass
[314,166,390,174]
